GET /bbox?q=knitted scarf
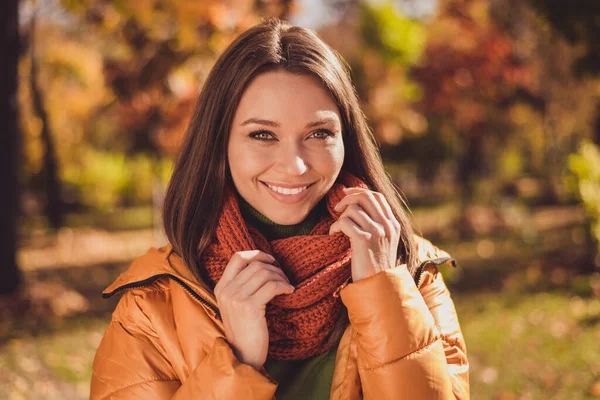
[199,170,369,360]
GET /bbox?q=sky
[290,0,439,30]
[289,0,341,29]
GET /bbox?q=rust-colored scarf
[200,170,369,360]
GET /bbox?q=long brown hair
[163,18,418,347]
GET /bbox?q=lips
[260,181,315,190]
[260,181,314,204]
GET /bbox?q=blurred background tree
[27,2,64,229]
[0,0,21,294]
[568,141,600,271]
[528,0,600,79]
[411,0,533,238]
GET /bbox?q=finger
[332,205,386,238]
[329,214,372,242]
[345,188,396,222]
[343,187,367,192]
[217,250,276,290]
[366,192,401,237]
[231,261,290,290]
[252,280,296,306]
[238,269,294,299]
[335,204,383,237]
[335,190,387,226]
[370,191,395,220]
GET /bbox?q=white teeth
[265,183,309,195]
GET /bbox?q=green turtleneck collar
[237,194,327,241]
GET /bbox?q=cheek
[228,141,271,177]
[321,142,345,172]
[301,142,344,174]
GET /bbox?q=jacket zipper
[414,257,457,288]
[102,273,222,320]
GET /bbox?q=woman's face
[228,71,345,225]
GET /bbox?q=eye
[248,129,335,141]
[249,130,275,141]
[310,129,335,139]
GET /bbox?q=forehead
[233,71,341,125]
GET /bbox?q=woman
[91,18,469,399]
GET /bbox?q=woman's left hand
[329,187,401,282]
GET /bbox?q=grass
[0,316,110,399]
[455,290,600,399]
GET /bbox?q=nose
[275,142,308,176]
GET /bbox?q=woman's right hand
[214,250,294,370]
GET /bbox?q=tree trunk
[30,9,63,229]
[595,101,600,145]
[0,0,21,294]
[582,220,599,274]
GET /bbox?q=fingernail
[268,254,276,262]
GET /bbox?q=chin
[264,208,309,225]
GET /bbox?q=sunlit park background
[1,0,599,398]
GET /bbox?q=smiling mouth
[260,181,315,195]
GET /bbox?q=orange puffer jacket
[90,235,469,399]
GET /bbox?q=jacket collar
[102,244,218,309]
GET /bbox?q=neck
[237,195,325,241]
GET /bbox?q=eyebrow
[240,117,340,129]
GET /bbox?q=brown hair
[163,18,417,349]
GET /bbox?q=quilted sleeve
[90,290,277,400]
[339,259,469,399]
